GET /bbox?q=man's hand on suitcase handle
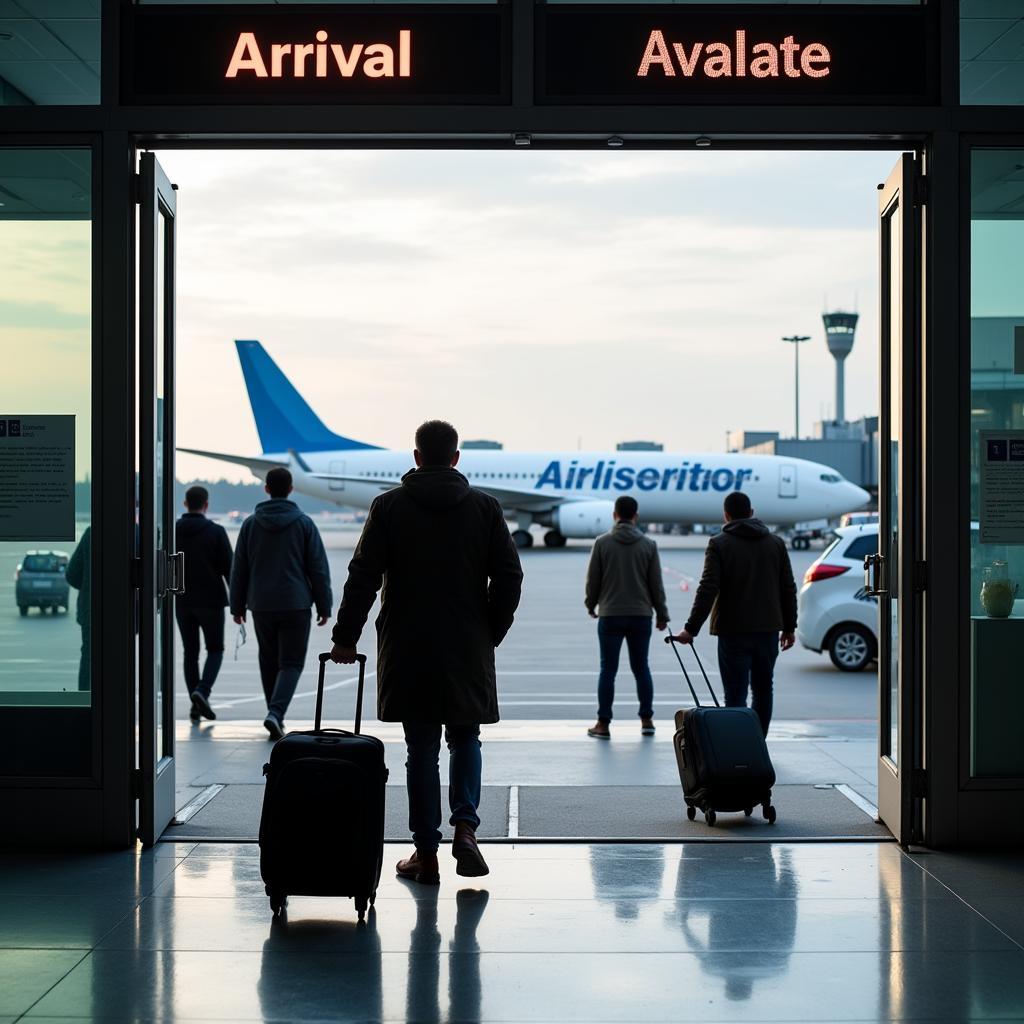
[668,629,694,645]
[329,644,359,664]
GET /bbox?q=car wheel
[18,605,28,617]
[828,625,875,672]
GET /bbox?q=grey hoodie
[585,522,670,622]
[229,498,332,617]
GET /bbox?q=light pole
[781,334,811,439]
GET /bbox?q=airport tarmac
[0,528,876,726]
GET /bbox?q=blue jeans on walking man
[404,722,482,855]
[717,631,779,737]
[597,615,655,722]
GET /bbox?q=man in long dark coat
[331,420,523,884]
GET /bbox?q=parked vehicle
[839,510,879,528]
[797,525,878,672]
[15,551,70,616]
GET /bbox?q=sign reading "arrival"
[122,5,509,105]
[537,5,936,104]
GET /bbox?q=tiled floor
[2,841,1024,1022]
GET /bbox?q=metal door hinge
[131,768,142,798]
[910,768,928,799]
[915,174,929,207]
[913,560,928,593]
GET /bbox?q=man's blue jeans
[597,615,655,722]
[717,631,779,737]
[403,722,482,855]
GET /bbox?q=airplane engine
[555,501,616,539]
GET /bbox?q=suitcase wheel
[704,809,717,827]
[369,891,376,907]
[744,808,753,817]
[268,891,287,916]
[763,803,777,824]
[355,895,368,922]
[686,804,697,822]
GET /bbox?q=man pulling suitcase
[331,420,523,884]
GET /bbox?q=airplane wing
[177,447,288,477]
[306,467,566,512]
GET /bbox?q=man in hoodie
[672,490,797,737]
[585,496,670,739]
[330,420,523,885]
[229,467,332,741]
[175,485,233,721]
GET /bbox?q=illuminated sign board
[122,5,509,104]
[536,5,936,104]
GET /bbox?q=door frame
[137,151,179,846]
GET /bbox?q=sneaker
[263,714,285,741]
[396,850,441,885]
[452,823,489,877]
[191,691,216,721]
[189,707,200,723]
[641,718,656,736]
[587,721,611,739]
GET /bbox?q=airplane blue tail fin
[234,340,379,454]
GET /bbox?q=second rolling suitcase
[259,652,388,919]
[665,636,777,827]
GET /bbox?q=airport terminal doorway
[132,144,920,848]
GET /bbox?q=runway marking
[213,669,375,709]
[507,785,519,839]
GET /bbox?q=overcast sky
[157,148,897,484]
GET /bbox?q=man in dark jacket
[673,491,797,736]
[175,485,233,722]
[230,467,332,741]
[331,420,523,885]
[66,525,91,692]
[584,496,670,739]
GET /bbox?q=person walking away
[672,490,797,737]
[584,496,670,739]
[66,525,91,692]
[229,467,332,741]
[175,485,233,722]
[331,420,522,885]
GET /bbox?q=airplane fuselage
[267,448,868,527]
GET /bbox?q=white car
[797,524,879,672]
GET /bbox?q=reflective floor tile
[960,897,1024,949]
[912,852,1024,899]
[0,895,138,949]
[99,891,1014,956]
[25,949,1024,1022]
[0,949,87,1016]
[0,852,183,898]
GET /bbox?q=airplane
[179,340,871,549]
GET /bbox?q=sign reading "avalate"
[537,5,936,104]
[122,5,509,104]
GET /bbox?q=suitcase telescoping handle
[316,652,367,734]
[664,635,721,708]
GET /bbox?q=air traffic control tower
[823,310,859,422]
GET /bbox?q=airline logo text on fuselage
[637,30,831,80]
[225,30,412,79]
[535,460,755,493]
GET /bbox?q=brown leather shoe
[587,720,611,739]
[641,718,656,736]
[452,823,489,877]
[396,850,440,885]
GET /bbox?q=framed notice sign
[122,4,510,105]
[0,415,75,542]
[979,430,1024,545]
[536,4,937,105]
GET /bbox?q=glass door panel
[138,152,179,847]
[870,153,923,845]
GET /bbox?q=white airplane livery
[180,340,870,548]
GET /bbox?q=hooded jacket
[175,512,232,609]
[684,517,797,636]
[585,522,670,622]
[229,498,332,618]
[332,466,523,725]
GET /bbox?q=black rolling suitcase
[259,652,388,919]
[665,637,776,827]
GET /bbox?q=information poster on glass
[0,415,75,541]
[979,429,1024,545]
